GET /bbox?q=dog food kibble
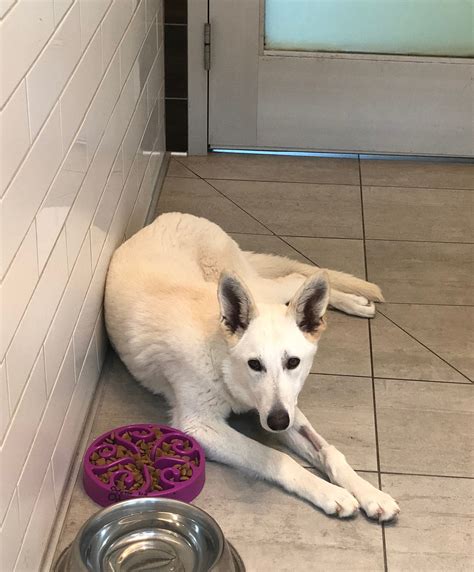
[89,429,198,493]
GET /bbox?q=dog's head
[218,271,329,432]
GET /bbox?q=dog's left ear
[287,272,329,338]
[218,271,258,337]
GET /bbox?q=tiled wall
[0,1,165,569]
[164,0,188,151]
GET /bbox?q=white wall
[0,1,165,569]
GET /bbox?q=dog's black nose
[267,408,290,431]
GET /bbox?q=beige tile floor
[56,154,474,571]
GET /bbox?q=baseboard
[145,151,171,225]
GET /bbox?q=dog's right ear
[218,272,257,337]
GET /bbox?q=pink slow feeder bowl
[83,423,206,507]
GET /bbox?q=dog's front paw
[358,488,400,522]
[317,483,360,518]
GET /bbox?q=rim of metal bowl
[56,541,245,572]
[65,497,229,570]
[228,541,246,572]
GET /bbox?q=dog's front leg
[183,417,359,518]
[277,408,400,522]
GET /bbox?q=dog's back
[104,212,245,395]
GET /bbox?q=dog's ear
[218,272,257,336]
[287,272,329,339]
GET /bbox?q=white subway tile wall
[0,1,165,568]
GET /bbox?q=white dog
[105,212,400,521]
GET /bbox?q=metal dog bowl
[55,497,244,571]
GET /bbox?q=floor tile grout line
[196,175,474,194]
[378,310,472,383]
[173,161,284,238]
[366,237,474,245]
[311,371,473,386]
[206,229,474,246]
[306,236,472,245]
[166,175,197,179]
[369,353,384,487]
[276,236,323,267]
[300,465,474,480]
[228,231,364,240]
[371,299,389,569]
[358,159,369,284]
[358,157,389,572]
[372,376,472,385]
[378,471,474,480]
[357,156,380,475]
[205,181,280,237]
[207,178,360,188]
[367,238,474,245]
[206,182,278,236]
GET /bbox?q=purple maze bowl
[83,423,206,507]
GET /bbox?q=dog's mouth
[264,426,290,434]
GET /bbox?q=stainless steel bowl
[55,498,244,571]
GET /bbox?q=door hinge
[204,23,211,70]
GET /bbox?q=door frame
[187,0,208,155]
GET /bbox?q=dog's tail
[243,251,384,302]
[324,269,384,302]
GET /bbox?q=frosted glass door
[208,0,474,156]
[265,0,474,57]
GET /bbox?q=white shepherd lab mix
[105,212,400,521]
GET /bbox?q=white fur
[105,212,399,521]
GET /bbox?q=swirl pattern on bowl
[82,424,206,507]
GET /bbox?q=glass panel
[265,0,474,57]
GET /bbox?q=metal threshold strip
[208,148,474,164]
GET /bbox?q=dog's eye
[287,357,300,370]
[248,359,263,372]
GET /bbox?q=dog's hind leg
[244,251,379,317]
[178,414,359,518]
[276,408,400,522]
[329,289,376,318]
